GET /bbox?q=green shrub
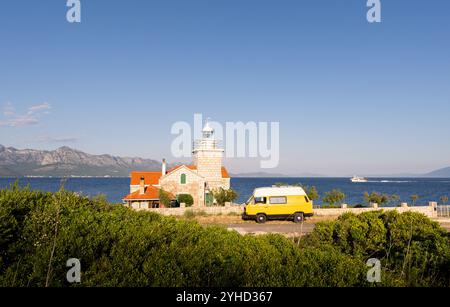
[1,185,449,287]
[177,194,194,207]
[301,210,450,286]
[158,189,172,207]
[212,188,238,206]
[183,210,196,219]
[182,210,208,219]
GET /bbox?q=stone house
[123,122,230,208]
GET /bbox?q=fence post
[429,202,438,217]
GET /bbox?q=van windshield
[254,197,267,204]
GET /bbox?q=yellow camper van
[242,186,314,223]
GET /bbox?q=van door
[267,196,288,216]
[252,196,267,214]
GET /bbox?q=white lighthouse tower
[192,121,225,182]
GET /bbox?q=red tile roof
[221,167,230,178]
[130,171,162,185]
[123,186,175,201]
[166,165,230,178]
[123,185,160,201]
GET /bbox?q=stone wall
[314,205,437,218]
[133,204,245,216]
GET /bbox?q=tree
[177,194,194,207]
[274,182,287,187]
[159,189,172,208]
[363,191,390,206]
[440,196,448,206]
[390,194,401,206]
[274,182,302,187]
[410,195,419,206]
[305,186,319,202]
[322,189,346,207]
[212,188,239,206]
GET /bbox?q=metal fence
[437,205,450,217]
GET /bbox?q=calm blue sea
[0,177,449,206]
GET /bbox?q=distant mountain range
[424,167,450,178]
[361,168,450,178]
[1,144,449,178]
[0,145,163,177]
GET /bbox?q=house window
[180,174,186,184]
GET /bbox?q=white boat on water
[351,176,368,183]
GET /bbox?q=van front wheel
[293,212,304,223]
[256,214,267,224]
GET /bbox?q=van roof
[253,186,307,197]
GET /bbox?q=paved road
[228,220,450,237]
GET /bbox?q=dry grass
[180,215,245,226]
[307,215,340,222]
[178,214,340,226]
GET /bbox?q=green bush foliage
[177,194,194,207]
[158,189,172,207]
[212,188,238,206]
[1,185,449,287]
[363,191,395,206]
[322,189,346,207]
[303,185,319,202]
[301,211,450,286]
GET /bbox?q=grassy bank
[1,185,449,287]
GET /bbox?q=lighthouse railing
[193,139,222,150]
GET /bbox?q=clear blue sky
[1,0,449,176]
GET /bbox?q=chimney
[139,176,145,195]
[162,159,167,175]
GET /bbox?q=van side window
[254,197,267,204]
[269,197,287,204]
[304,196,310,203]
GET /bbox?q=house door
[205,192,213,206]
